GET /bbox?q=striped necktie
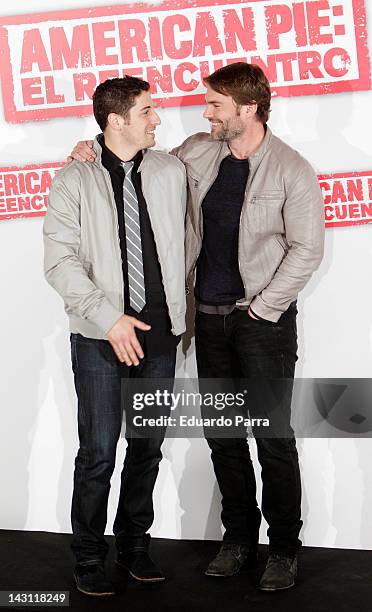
[121,161,146,313]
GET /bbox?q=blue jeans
[195,304,302,556]
[70,333,176,564]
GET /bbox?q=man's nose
[152,110,161,126]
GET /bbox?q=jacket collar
[248,125,272,173]
[214,125,272,170]
[93,134,148,173]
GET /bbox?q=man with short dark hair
[44,76,186,596]
[70,62,324,591]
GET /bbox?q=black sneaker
[73,563,115,597]
[259,554,298,591]
[205,543,257,577]
[116,550,165,582]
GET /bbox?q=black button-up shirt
[100,136,180,358]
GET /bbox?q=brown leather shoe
[205,543,257,577]
[259,554,298,591]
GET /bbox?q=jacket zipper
[237,159,257,300]
[101,166,124,312]
[189,149,230,275]
[141,178,174,330]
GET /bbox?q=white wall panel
[0,0,371,550]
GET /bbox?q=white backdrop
[1,0,372,550]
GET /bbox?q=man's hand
[67,140,96,163]
[107,315,151,366]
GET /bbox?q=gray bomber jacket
[43,137,187,338]
[172,127,325,322]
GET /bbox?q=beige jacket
[43,138,187,338]
[172,127,324,322]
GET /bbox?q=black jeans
[195,305,302,556]
[70,333,176,564]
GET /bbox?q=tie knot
[122,161,134,175]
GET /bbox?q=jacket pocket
[249,191,284,210]
[244,195,284,235]
[187,174,200,189]
[80,259,92,278]
[274,233,288,254]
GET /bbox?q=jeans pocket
[70,333,78,372]
[249,314,277,327]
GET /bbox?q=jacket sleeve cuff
[248,306,266,321]
[249,296,283,323]
[89,299,123,335]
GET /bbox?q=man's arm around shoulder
[170,132,210,161]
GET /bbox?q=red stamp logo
[0,163,63,220]
[0,0,370,123]
[320,171,372,228]
[1,162,371,228]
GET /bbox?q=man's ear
[245,102,258,117]
[107,112,124,131]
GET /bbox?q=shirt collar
[98,134,143,172]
